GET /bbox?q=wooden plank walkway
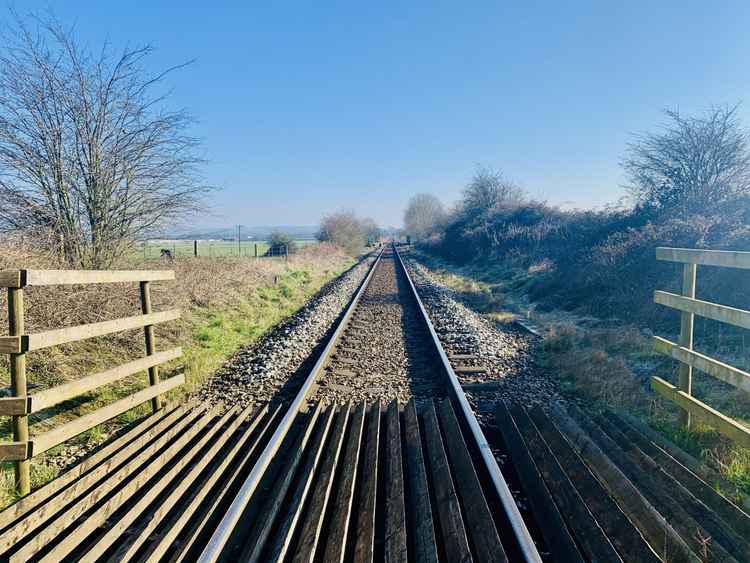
[4,392,746,562]
[496,401,750,563]
[240,399,507,563]
[0,399,509,562]
[0,403,280,562]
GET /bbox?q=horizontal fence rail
[0,268,182,495]
[0,269,176,288]
[0,311,180,354]
[652,247,750,447]
[653,336,750,394]
[656,247,750,269]
[31,375,185,457]
[654,291,750,330]
[0,348,183,415]
[651,377,750,448]
[27,310,180,352]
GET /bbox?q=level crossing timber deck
[2,397,749,561]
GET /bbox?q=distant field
[141,239,318,259]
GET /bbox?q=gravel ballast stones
[402,254,562,416]
[310,250,445,405]
[199,248,561,415]
[44,249,562,475]
[198,254,377,408]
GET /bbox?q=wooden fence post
[194,240,198,257]
[254,244,258,258]
[139,281,163,412]
[8,283,30,495]
[678,263,697,428]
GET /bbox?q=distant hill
[155,226,318,241]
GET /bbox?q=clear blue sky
[12,1,750,228]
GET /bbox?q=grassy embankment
[413,249,750,502]
[0,240,355,507]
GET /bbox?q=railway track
[200,245,540,562]
[3,245,748,562]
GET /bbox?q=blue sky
[11,1,750,227]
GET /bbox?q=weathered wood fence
[143,240,292,259]
[652,247,750,447]
[0,269,182,495]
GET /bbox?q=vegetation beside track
[0,239,355,507]
[401,107,750,504]
[411,249,750,502]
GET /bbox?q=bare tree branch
[622,105,750,217]
[0,12,213,267]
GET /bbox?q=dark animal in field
[160,249,174,261]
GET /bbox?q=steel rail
[393,246,543,563]
[198,247,385,562]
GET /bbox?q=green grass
[651,419,750,502]
[179,266,327,391]
[411,250,538,319]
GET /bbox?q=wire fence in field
[140,240,318,260]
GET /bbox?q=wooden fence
[652,247,750,448]
[0,269,183,495]
[142,240,295,259]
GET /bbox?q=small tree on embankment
[0,13,212,268]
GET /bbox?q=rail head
[198,247,385,562]
[393,246,543,563]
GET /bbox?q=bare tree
[623,105,750,216]
[462,167,525,217]
[317,210,370,254]
[404,193,446,240]
[0,14,212,267]
[359,217,381,244]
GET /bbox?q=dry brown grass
[0,237,347,391]
[541,323,650,410]
[414,249,750,500]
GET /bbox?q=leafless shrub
[421,107,750,327]
[404,193,446,241]
[0,12,212,268]
[317,210,374,254]
[359,217,382,245]
[462,166,525,216]
[623,105,750,217]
